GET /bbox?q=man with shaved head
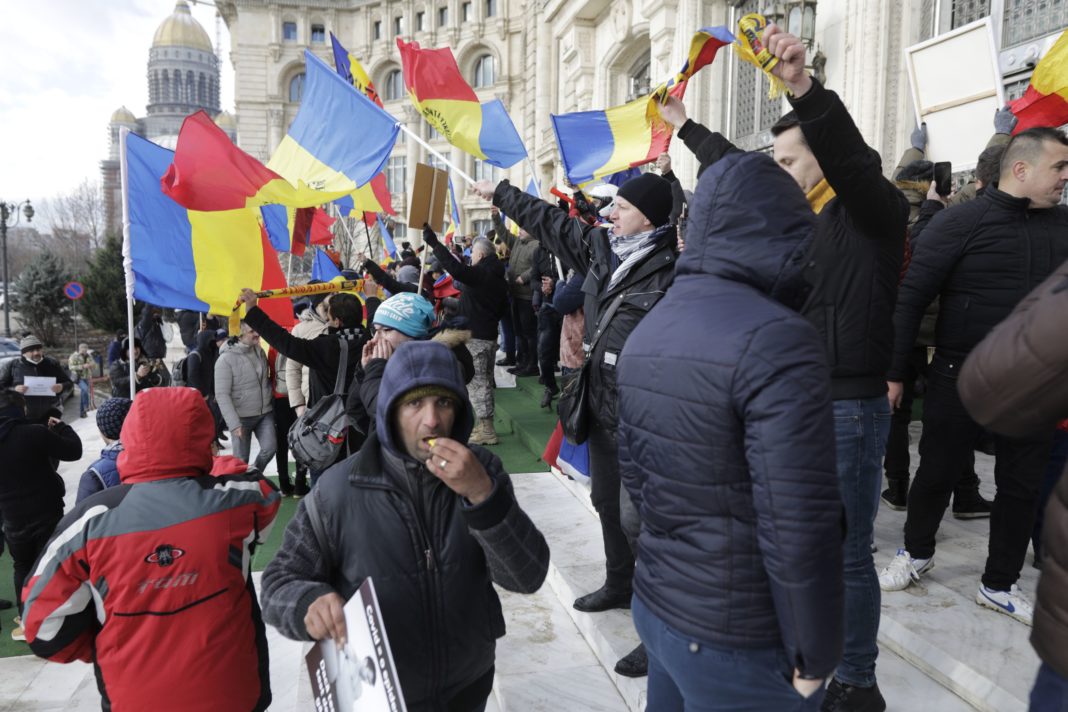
[880,127,1068,628]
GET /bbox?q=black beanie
[616,173,673,228]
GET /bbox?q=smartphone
[934,162,953,197]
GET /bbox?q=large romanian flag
[124,131,293,328]
[397,38,527,169]
[1010,29,1068,133]
[551,89,683,185]
[161,111,346,211]
[329,33,396,216]
[268,50,400,193]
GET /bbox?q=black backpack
[171,350,195,387]
[287,336,350,471]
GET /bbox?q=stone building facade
[214,0,1064,240]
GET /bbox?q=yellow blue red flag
[397,38,526,169]
[330,32,383,108]
[648,26,735,117]
[268,50,400,193]
[444,178,461,245]
[124,131,294,328]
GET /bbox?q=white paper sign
[306,578,407,712]
[23,376,57,397]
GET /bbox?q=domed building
[101,0,225,235]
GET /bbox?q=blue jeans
[833,397,891,687]
[633,595,823,711]
[1032,662,1068,711]
[233,412,276,473]
[77,379,90,414]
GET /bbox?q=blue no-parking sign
[63,281,85,300]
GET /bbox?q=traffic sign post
[64,281,85,346]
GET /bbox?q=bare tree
[38,178,106,271]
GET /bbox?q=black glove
[422,223,440,248]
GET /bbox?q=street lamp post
[0,199,34,338]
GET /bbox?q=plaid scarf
[608,227,659,290]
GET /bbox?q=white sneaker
[878,549,933,591]
[976,584,1033,626]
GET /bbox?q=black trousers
[6,515,61,615]
[273,397,296,490]
[904,353,1053,589]
[885,346,979,495]
[587,408,635,593]
[511,298,537,367]
[536,306,563,391]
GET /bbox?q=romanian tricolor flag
[312,248,343,282]
[261,204,310,256]
[397,38,527,168]
[379,214,399,260]
[330,32,383,108]
[124,131,294,328]
[551,87,684,185]
[1010,29,1068,133]
[161,111,345,210]
[268,50,400,193]
[649,27,735,118]
[444,178,461,245]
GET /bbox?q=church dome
[110,106,137,124]
[214,111,236,130]
[152,1,213,53]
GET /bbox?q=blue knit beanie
[373,293,436,339]
[97,397,133,440]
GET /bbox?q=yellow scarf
[806,179,836,214]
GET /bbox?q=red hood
[117,388,214,484]
[210,455,250,477]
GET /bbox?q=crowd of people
[0,22,1066,712]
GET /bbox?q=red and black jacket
[21,388,281,712]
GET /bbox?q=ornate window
[463,2,472,21]
[474,159,497,183]
[198,74,207,105]
[384,69,404,101]
[386,156,407,193]
[373,20,382,40]
[311,24,326,43]
[1002,0,1068,47]
[438,6,448,25]
[283,21,298,41]
[416,12,425,31]
[289,73,305,102]
[473,54,495,88]
[486,0,497,17]
[729,0,783,148]
[394,16,405,36]
[627,56,651,102]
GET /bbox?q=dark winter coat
[679,78,908,400]
[493,180,677,426]
[0,356,72,422]
[617,151,844,679]
[186,330,219,397]
[260,341,549,711]
[494,218,540,301]
[75,441,123,504]
[0,408,81,530]
[243,306,365,408]
[427,241,508,342]
[137,309,167,360]
[958,261,1068,681]
[888,185,1068,380]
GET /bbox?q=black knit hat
[616,173,673,228]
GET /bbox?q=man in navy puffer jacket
[618,150,844,710]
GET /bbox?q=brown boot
[469,417,499,445]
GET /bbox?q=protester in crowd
[75,397,133,503]
[658,26,907,710]
[883,141,1009,514]
[346,292,473,431]
[421,227,509,446]
[136,304,168,360]
[957,259,1068,710]
[215,322,276,473]
[240,289,367,480]
[0,390,82,641]
[618,144,842,710]
[655,152,688,225]
[0,335,71,424]
[879,127,1068,627]
[553,271,587,377]
[285,286,331,419]
[473,167,677,678]
[109,336,169,397]
[490,210,517,370]
[176,309,203,352]
[187,327,229,441]
[21,388,279,710]
[67,342,95,419]
[493,210,541,378]
[260,341,549,712]
[105,329,125,367]
[948,105,1017,207]
[532,257,563,409]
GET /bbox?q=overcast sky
[0,0,234,222]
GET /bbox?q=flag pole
[118,126,137,401]
[395,122,476,185]
[362,219,376,261]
